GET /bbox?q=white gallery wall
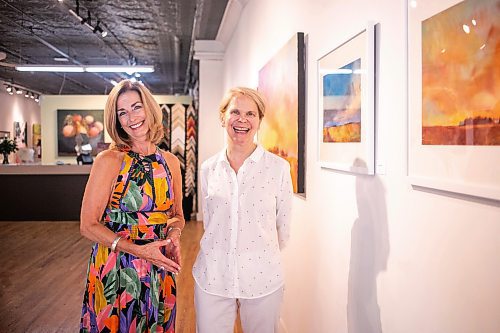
[0,89,41,146]
[207,0,500,332]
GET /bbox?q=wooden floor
[0,221,242,333]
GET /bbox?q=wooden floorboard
[0,221,242,333]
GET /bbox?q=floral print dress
[80,148,177,333]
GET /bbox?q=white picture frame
[407,0,500,201]
[317,23,375,175]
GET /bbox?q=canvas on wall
[421,0,499,145]
[13,121,28,148]
[408,0,500,200]
[318,24,376,175]
[32,123,41,147]
[57,110,104,156]
[258,32,306,194]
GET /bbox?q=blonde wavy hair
[104,79,163,149]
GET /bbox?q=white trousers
[194,283,284,333]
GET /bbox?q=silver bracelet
[167,226,182,237]
[110,236,122,252]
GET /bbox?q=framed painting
[57,109,105,156]
[258,32,306,194]
[13,121,28,148]
[0,131,9,139]
[408,0,500,200]
[317,23,375,174]
[32,123,41,147]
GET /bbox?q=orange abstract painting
[258,33,306,193]
[422,0,500,145]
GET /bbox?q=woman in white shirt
[193,87,293,333]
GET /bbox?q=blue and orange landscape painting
[323,58,362,143]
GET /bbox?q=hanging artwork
[408,0,500,200]
[13,121,28,148]
[57,110,105,156]
[258,32,306,194]
[318,23,376,175]
[33,123,41,158]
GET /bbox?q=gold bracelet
[167,226,182,237]
[110,236,122,252]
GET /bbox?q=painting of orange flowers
[421,0,500,145]
[258,33,306,194]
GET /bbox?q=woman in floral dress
[79,79,185,333]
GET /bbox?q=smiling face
[116,90,149,142]
[223,94,261,146]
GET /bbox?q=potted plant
[0,138,18,164]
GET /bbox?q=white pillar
[194,40,225,221]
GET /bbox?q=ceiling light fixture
[16,65,85,72]
[68,0,108,38]
[93,21,108,38]
[1,80,41,103]
[15,64,155,73]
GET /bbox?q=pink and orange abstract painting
[258,33,306,193]
[421,0,500,145]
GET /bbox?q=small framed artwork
[13,121,28,148]
[317,23,376,174]
[0,131,10,139]
[57,110,105,156]
[408,0,500,200]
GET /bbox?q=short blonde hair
[219,87,266,122]
[104,79,163,148]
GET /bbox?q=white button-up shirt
[193,145,293,299]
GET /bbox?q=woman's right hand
[138,239,181,274]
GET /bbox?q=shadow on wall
[347,158,390,333]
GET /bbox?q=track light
[68,0,108,38]
[93,21,107,38]
[68,0,81,19]
[2,81,42,103]
[81,10,91,26]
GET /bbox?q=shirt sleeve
[276,161,293,250]
[200,162,210,228]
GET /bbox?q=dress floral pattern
[80,148,177,333]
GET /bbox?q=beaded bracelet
[110,236,122,252]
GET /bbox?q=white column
[194,40,225,221]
